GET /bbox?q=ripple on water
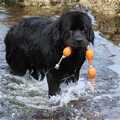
[0,73,94,110]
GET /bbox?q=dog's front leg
[74,65,82,81]
[74,58,86,81]
[47,69,61,97]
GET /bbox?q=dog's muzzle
[73,30,87,43]
[65,30,89,49]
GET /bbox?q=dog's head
[57,11,94,50]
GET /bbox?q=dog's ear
[51,22,61,44]
[52,26,60,42]
[86,27,95,45]
[51,21,65,49]
[83,14,95,45]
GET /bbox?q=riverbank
[1,0,120,15]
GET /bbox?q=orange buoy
[63,47,72,57]
[86,48,94,64]
[87,65,96,79]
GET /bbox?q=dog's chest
[60,55,82,69]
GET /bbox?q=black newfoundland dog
[4,11,94,96]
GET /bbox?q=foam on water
[49,77,89,107]
[1,72,94,109]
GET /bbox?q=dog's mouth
[65,40,89,49]
[64,38,89,50]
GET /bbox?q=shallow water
[0,5,120,120]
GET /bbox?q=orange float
[55,46,72,69]
[87,65,96,79]
[63,47,72,57]
[86,48,94,64]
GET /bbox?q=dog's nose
[74,34,86,43]
[74,36,83,42]
[73,30,84,42]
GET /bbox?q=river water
[0,5,120,120]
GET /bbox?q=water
[0,5,120,120]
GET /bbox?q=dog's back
[4,16,52,77]
[5,17,52,48]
